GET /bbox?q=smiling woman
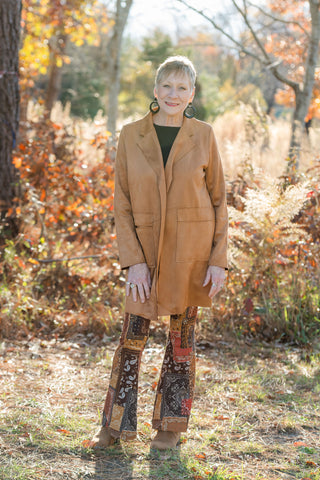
[91,55,228,452]
[152,58,195,126]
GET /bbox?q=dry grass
[213,108,320,179]
[1,332,320,480]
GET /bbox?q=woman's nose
[168,87,178,97]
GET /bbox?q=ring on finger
[130,283,136,289]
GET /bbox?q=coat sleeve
[114,127,146,269]
[205,126,228,269]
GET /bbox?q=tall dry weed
[214,104,320,179]
[210,168,320,343]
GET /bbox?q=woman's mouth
[165,102,179,107]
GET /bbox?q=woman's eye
[179,86,187,90]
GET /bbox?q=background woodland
[0,0,320,344]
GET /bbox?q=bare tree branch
[247,1,310,37]
[231,0,273,63]
[176,0,299,91]
[177,0,320,162]
[176,0,264,63]
[35,254,104,264]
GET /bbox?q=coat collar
[137,112,196,192]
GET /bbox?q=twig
[35,254,104,264]
[247,1,310,38]
[176,0,299,92]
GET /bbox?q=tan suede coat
[114,112,228,320]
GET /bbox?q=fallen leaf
[214,415,229,420]
[82,439,92,448]
[56,429,71,435]
[195,453,206,460]
[293,441,307,447]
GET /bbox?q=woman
[91,56,228,450]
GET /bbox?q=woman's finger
[143,280,151,300]
[202,270,211,287]
[209,282,223,299]
[131,284,138,302]
[209,284,217,299]
[137,283,145,303]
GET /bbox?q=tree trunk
[289,90,310,161]
[0,0,22,216]
[289,0,320,163]
[105,0,133,136]
[45,34,68,115]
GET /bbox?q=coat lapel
[136,113,164,179]
[165,118,196,192]
[136,113,167,274]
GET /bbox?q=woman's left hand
[203,265,226,299]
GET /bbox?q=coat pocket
[176,207,215,263]
[134,213,156,267]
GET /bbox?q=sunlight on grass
[1,340,320,479]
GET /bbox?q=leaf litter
[0,335,319,480]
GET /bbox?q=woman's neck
[152,111,183,127]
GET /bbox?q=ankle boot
[89,426,117,448]
[150,430,181,450]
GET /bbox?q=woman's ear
[190,86,196,103]
[154,86,158,99]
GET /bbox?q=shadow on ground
[92,445,134,480]
[89,444,192,480]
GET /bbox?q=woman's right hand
[126,263,151,303]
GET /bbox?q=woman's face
[154,72,195,120]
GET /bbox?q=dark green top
[154,124,180,167]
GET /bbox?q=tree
[0,0,22,217]
[266,2,320,124]
[177,0,320,164]
[21,0,106,116]
[103,0,133,135]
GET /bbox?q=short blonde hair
[155,56,196,88]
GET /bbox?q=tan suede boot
[89,426,117,448]
[150,430,181,450]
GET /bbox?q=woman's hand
[126,263,151,303]
[203,265,226,299]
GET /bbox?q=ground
[0,331,319,480]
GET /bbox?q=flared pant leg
[102,306,197,440]
[102,313,150,440]
[152,306,198,432]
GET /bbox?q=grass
[1,333,320,480]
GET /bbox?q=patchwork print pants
[102,306,198,440]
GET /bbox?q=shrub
[209,169,320,343]
[0,107,124,339]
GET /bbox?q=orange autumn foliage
[20,0,110,89]
[266,0,320,119]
